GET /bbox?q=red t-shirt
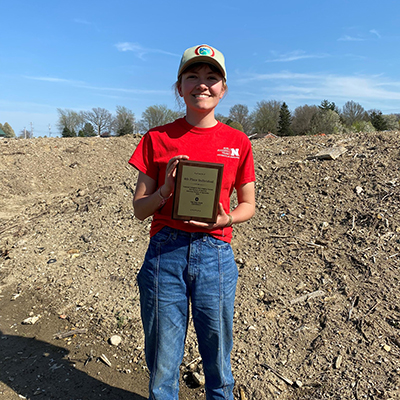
[128,118,255,243]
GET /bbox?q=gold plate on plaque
[172,160,224,223]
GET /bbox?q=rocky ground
[0,131,399,400]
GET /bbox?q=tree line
[0,122,16,138]
[222,100,399,137]
[0,122,36,138]
[56,105,183,138]
[2,99,399,140]
[56,100,399,138]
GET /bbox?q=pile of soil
[0,131,399,400]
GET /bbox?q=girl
[129,44,255,400]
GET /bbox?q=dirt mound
[1,131,400,399]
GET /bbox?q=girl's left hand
[184,203,231,230]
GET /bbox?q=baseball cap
[178,44,226,79]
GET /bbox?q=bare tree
[138,105,181,133]
[115,106,136,136]
[291,104,319,135]
[82,108,113,136]
[251,100,282,135]
[228,104,253,134]
[18,129,33,139]
[341,101,367,127]
[215,113,229,124]
[57,109,84,136]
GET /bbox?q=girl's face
[178,64,225,115]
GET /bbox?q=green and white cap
[178,44,226,79]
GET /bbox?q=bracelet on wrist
[158,186,171,208]
[226,213,233,227]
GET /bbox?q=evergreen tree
[78,124,95,137]
[82,123,96,137]
[278,102,293,136]
[117,118,134,136]
[3,122,16,138]
[3,122,15,138]
[368,110,387,131]
[319,99,337,112]
[62,127,76,137]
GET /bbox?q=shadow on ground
[0,329,147,399]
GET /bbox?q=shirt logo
[217,147,240,159]
[195,45,215,57]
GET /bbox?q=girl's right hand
[161,155,189,197]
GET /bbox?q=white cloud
[370,29,381,38]
[115,42,179,59]
[115,42,144,53]
[338,35,364,42]
[73,18,100,32]
[22,75,169,95]
[237,71,322,83]
[0,99,56,111]
[79,84,170,95]
[236,71,400,104]
[266,50,330,62]
[23,76,84,85]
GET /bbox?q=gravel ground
[1,131,400,399]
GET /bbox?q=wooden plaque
[172,160,224,223]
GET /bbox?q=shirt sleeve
[128,133,159,181]
[235,135,255,189]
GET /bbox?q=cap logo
[195,45,215,57]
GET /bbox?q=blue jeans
[137,227,238,400]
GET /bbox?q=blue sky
[1,0,400,137]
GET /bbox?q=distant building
[248,132,278,140]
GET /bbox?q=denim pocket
[206,234,232,249]
[150,227,174,245]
